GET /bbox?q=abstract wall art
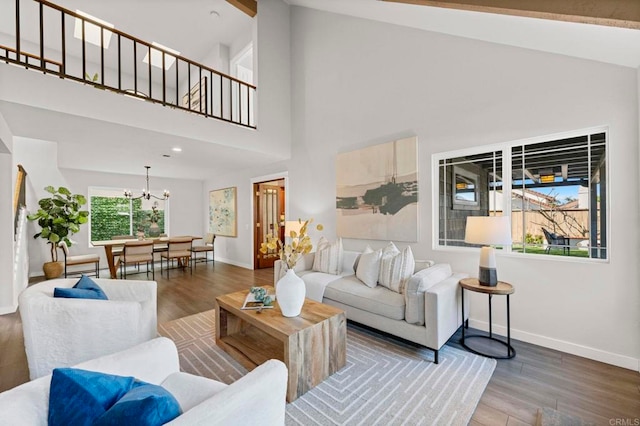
[336,136,418,241]
[209,187,237,237]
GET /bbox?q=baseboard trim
[212,257,253,270]
[468,319,640,372]
[0,304,18,316]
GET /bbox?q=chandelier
[124,166,170,200]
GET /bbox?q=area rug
[159,310,496,426]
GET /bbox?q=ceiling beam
[226,0,257,18]
[382,0,640,30]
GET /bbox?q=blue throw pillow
[48,368,137,426]
[53,275,108,300]
[94,382,182,426]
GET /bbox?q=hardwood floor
[1,262,638,425]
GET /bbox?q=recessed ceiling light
[74,10,114,48]
[172,147,182,152]
[143,42,180,70]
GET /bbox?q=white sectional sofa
[275,250,468,363]
[0,337,288,425]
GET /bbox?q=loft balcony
[0,0,256,129]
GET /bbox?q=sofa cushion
[405,264,453,325]
[313,237,344,275]
[53,275,108,300]
[301,271,344,302]
[48,368,136,426]
[378,243,415,294]
[94,383,181,426]
[161,372,227,412]
[356,246,382,288]
[324,276,405,320]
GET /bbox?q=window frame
[87,186,170,243]
[431,126,609,263]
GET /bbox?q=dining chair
[120,240,155,279]
[58,241,100,278]
[153,233,169,264]
[190,233,215,268]
[160,237,193,278]
[111,234,135,259]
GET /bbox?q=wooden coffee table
[215,286,346,402]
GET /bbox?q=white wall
[203,0,292,268]
[209,7,640,370]
[13,137,204,276]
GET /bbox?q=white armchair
[19,278,157,380]
[0,337,288,426]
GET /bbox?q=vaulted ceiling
[1,0,639,180]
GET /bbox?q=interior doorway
[253,178,285,269]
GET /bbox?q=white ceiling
[0,100,285,180]
[2,0,639,181]
[286,0,640,68]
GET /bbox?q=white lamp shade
[285,220,304,237]
[464,216,511,246]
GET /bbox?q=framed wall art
[209,187,237,237]
[336,136,418,242]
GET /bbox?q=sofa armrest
[274,253,315,283]
[100,280,157,341]
[405,264,452,325]
[167,359,288,426]
[0,337,179,426]
[424,272,469,350]
[73,337,180,384]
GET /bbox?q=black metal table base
[461,288,516,359]
[461,335,516,359]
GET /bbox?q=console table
[459,277,515,359]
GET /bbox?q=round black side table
[459,278,516,359]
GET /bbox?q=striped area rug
[159,310,495,426]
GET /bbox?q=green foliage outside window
[90,197,165,240]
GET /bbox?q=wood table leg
[104,245,118,279]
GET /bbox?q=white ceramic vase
[276,269,306,317]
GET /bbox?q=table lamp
[464,216,511,286]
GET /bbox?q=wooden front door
[254,183,285,269]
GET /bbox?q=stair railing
[1,0,256,128]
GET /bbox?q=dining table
[91,236,202,279]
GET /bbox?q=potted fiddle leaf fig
[27,186,89,279]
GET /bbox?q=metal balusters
[15,0,20,64]
[147,45,151,99]
[133,40,137,94]
[38,2,44,71]
[81,19,86,80]
[60,12,65,74]
[100,27,104,85]
[162,52,166,104]
[117,34,121,90]
[3,0,257,128]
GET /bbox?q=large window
[435,129,607,260]
[89,187,167,241]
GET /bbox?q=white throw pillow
[378,242,415,293]
[312,237,343,275]
[356,245,382,288]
